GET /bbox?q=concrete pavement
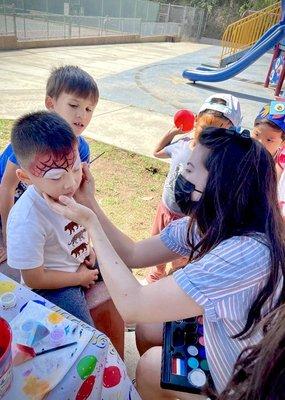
[0,41,276,157]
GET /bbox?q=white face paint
[43,154,81,180]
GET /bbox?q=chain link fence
[0,0,204,41]
[0,0,159,21]
[0,13,182,40]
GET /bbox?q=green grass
[0,120,169,278]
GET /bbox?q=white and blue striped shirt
[160,217,271,393]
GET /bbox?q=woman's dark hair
[208,305,285,400]
[187,127,285,338]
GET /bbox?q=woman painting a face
[44,127,285,400]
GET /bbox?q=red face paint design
[28,148,77,178]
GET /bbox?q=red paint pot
[0,318,13,397]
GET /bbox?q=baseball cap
[255,101,285,133]
[198,93,242,129]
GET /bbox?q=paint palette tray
[161,316,214,394]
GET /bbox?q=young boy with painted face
[0,66,99,263]
[6,111,98,325]
[146,94,242,283]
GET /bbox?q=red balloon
[76,375,96,400]
[103,366,121,388]
[174,109,195,132]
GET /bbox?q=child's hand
[0,245,7,263]
[77,263,99,288]
[169,126,188,135]
[84,248,96,269]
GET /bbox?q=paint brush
[13,341,77,366]
[89,151,105,164]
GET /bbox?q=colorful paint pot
[0,292,16,309]
[187,368,207,388]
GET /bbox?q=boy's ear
[45,96,55,110]
[16,168,32,185]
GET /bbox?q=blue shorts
[33,286,94,326]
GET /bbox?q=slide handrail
[221,2,280,61]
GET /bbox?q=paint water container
[0,318,13,398]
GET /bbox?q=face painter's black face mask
[174,174,203,215]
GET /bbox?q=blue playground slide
[183,23,285,83]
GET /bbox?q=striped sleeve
[160,217,191,256]
[173,236,270,322]
[160,217,201,256]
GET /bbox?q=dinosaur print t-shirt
[7,185,90,283]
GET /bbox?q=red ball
[174,109,195,132]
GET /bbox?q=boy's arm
[153,126,184,158]
[0,161,20,246]
[78,137,90,163]
[22,263,99,290]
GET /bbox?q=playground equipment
[183,0,285,89]
[221,2,280,67]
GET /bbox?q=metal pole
[99,17,102,35]
[166,3,170,23]
[47,15,49,38]
[46,0,49,39]
[68,16,72,38]
[23,14,26,39]
[119,0,122,18]
[146,1,149,21]
[3,0,8,34]
[134,0,138,19]
[13,14,17,37]
[182,5,187,24]
[282,0,285,24]
[101,0,104,17]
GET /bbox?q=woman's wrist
[85,212,99,231]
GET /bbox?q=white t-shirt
[162,137,192,214]
[278,168,285,217]
[7,185,90,277]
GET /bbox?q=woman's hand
[74,163,96,209]
[43,193,96,229]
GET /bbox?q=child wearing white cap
[146,94,242,283]
[252,101,285,218]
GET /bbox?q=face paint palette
[160,316,214,394]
